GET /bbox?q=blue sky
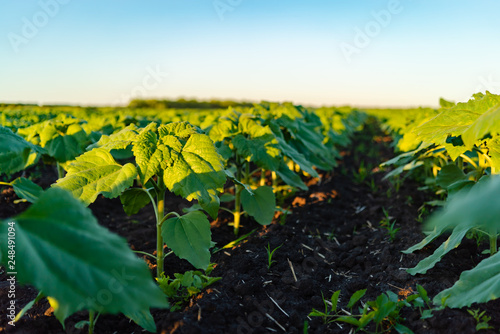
[1,0,499,107]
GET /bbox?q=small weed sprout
[379,208,399,242]
[468,309,494,331]
[265,243,282,270]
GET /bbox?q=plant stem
[245,160,250,184]
[272,171,277,188]
[88,310,95,334]
[156,188,166,278]
[56,162,65,179]
[490,233,498,256]
[234,155,243,235]
[234,183,242,235]
[260,168,266,186]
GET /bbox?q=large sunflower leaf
[132,123,163,184]
[0,188,168,331]
[54,148,137,205]
[162,132,226,218]
[413,110,481,146]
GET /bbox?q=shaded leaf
[11,177,43,203]
[162,211,212,270]
[0,126,45,175]
[120,188,153,216]
[241,186,276,225]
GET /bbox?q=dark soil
[1,120,500,334]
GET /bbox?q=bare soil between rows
[1,121,500,334]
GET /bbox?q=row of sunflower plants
[372,92,500,310]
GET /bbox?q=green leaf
[54,148,137,205]
[0,188,168,331]
[11,177,43,203]
[462,103,500,147]
[159,121,201,138]
[434,250,500,307]
[347,289,367,309]
[241,186,276,225]
[0,126,45,175]
[425,176,500,235]
[120,188,152,216]
[87,124,139,151]
[161,131,226,219]
[436,164,467,189]
[232,132,281,171]
[276,161,308,190]
[413,110,481,146]
[416,285,430,304]
[337,316,362,327]
[132,123,163,184]
[274,135,319,178]
[162,211,212,270]
[45,132,83,162]
[394,323,414,334]
[14,291,44,322]
[421,309,434,319]
[330,290,341,312]
[402,225,447,254]
[406,225,470,275]
[487,138,500,170]
[371,294,397,324]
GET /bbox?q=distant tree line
[128,98,254,109]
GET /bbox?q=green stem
[457,156,463,170]
[234,183,242,235]
[158,211,181,228]
[260,168,266,186]
[490,233,498,256]
[234,155,243,235]
[133,250,157,260]
[56,162,65,179]
[245,160,250,184]
[0,181,12,187]
[459,154,478,170]
[88,310,95,334]
[156,188,166,278]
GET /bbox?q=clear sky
[1,0,499,108]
